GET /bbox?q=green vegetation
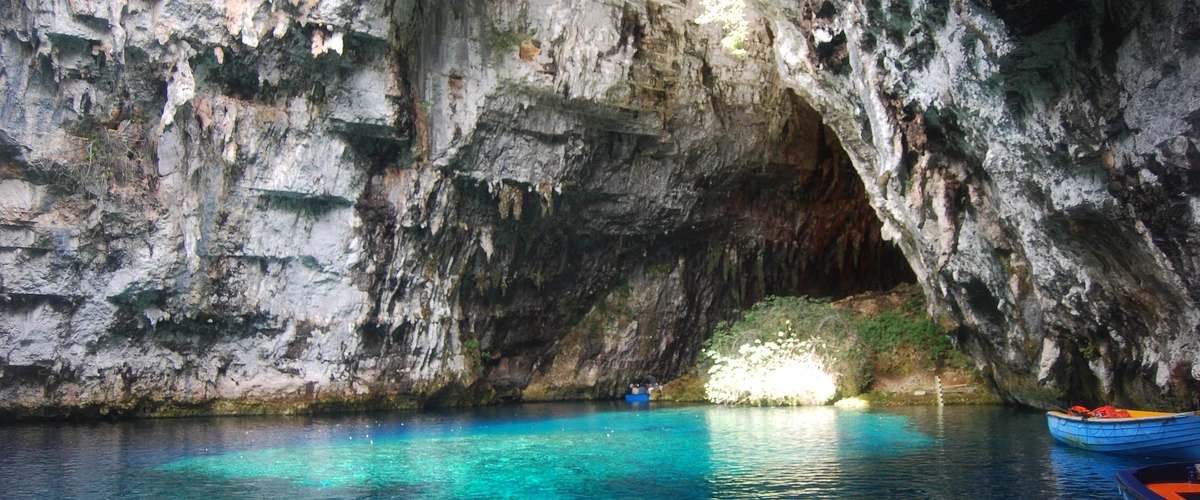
[855,300,950,364]
[464,338,489,375]
[660,372,708,401]
[695,0,750,57]
[858,291,976,375]
[702,291,973,405]
[702,296,868,405]
[487,21,537,54]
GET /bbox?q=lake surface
[0,403,1167,498]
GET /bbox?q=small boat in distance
[625,378,660,403]
[1047,407,1200,459]
[625,393,650,403]
[1115,462,1200,500]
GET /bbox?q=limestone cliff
[0,0,910,417]
[754,0,1200,409]
[0,0,1195,417]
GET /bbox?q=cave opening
[391,0,922,403]
[448,89,917,401]
[684,90,916,305]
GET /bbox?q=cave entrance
[449,90,917,400]
[688,91,915,305]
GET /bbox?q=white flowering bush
[704,332,837,405]
[702,297,871,405]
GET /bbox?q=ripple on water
[153,406,935,498]
[0,404,1164,498]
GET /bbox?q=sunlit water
[0,403,1166,498]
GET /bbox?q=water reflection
[153,404,719,498]
[0,415,399,498]
[1049,439,1159,497]
[702,406,933,497]
[0,403,1168,498]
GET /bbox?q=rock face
[1,0,1196,417]
[756,0,1200,409]
[0,0,910,417]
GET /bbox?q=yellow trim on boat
[1125,410,1180,418]
[1048,409,1181,419]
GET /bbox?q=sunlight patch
[705,335,838,405]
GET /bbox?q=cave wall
[6,0,1190,416]
[0,0,909,417]
[756,0,1200,409]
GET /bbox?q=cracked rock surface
[1,0,1197,417]
[758,0,1200,408]
[0,0,911,417]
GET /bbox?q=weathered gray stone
[755,0,1200,408]
[4,0,1193,417]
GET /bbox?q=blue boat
[1047,409,1200,459]
[1115,462,1200,500]
[625,393,650,403]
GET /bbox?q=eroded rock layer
[0,0,910,417]
[4,0,1197,417]
[757,0,1200,408]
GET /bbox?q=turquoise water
[0,403,1166,498]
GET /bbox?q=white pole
[936,375,944,407]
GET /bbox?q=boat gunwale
[1047,410,1199,424]
[1115,467,1161,500]
[1114,462,1200,500]
[1113,467,1161,498]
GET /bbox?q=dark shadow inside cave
[411,89,916,402]
[674,91,916,302]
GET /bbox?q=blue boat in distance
[625,393,650,403]
[1047,409,1200,459]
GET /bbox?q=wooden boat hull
[1047,410,1200,459]
[625,394,650,403]
[1115,462,1200,500]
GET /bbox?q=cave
[329,1,927,405]
[429,89,917,402]
[9,0,1198,418]
[0,0,922,417]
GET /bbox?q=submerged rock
[0,0,1197,417]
